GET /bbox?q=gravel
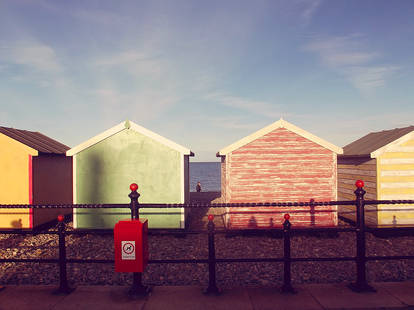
[1,219,414,289]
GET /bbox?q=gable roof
[217,119,343,156]
[67,120,194,156]
[0,126,70,154]
[342,125,414,158]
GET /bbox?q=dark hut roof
[0,126,69,154]
[342,125,414,157]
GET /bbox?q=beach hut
[216,119,343,229]
[67,120,193,229]
[338,125,414,226]
[0,126,72,229]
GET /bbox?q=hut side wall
[0,133,36,228]
[184,155,190,203]
[74,129,183,229]
[225,127,337,228]
[337,157,377,200]
[337,157,378,226]
[32,154,72,227]
[377,136,414,225]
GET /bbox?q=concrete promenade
[0,281,414,310]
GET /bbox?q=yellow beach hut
[338,125,414,226]
[0,126,72,229]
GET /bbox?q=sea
[189,162,221,192]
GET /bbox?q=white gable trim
[66,122,126,156]
[67,120,193,156]
[371,131,414,158]
[129,122,192,155]
[218,119,343,155]
[72,154,77,229]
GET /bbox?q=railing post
[128,183,150,296]
[129,183,140,220]
[53,215,74,295]
[349,180,375,292]
[204,214,220,294]
[281,213,295,293]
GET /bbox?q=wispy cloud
[344,65,398,90]
[0,42,62,73]
[36,0,128,26]
[295,111,414,147]
[203,115,265,131]
[89,49,180,124]
[91,85,179,125]
[206,92,284,119]
[304,34,398,92]
[94,50,164,79]
[300,0,322,24]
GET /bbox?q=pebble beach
[1,212,413,289]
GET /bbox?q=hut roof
[342,125,414,158]
[217,118,343,156]
[0,126,69,154]
[67,120,194,156]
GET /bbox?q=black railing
[0,181,414,295]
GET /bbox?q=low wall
[189,191,221,204]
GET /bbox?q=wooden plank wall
[337,157,377,200]
[337,157,378,226]
[225,128,337,228]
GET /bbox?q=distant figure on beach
[196,181,202,192]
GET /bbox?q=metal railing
[0,181,414,296]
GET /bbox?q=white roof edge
[66,122,126,156]
[66,120,193,156]
[128,122,193,155]
[370,130,414,158]
[218,119,343,155]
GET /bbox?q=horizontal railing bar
[365,226,414,232]
[0,258,59,263]
[0,230,58,235]
[148,259,209,264]
[66,259,114,264]
[2,255,414,265]
[291,257,356,262]
[1,199,412,210]
[366,255,414,261]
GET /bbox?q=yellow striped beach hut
[338,125,414,226]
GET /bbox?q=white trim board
[72,154,77,229]
[180,155,185,227]
[217,119,343,156]
[371,131,414,158]
[67,120,193,156]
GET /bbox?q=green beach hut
[66,120,193,229]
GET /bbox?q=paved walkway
[0,281,414,310]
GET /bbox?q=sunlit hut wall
[217,119,343,229]
[0,127,72,229]
[66,120,193,229]
[338,126,414,226]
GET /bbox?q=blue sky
[1,0,413,161]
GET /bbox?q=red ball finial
[208,214,214,221]
[130,183,138,191]
[284,214,290,220]
[57,215,64,222]
[355,180,364,188]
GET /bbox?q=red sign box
[114,219,148,272]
